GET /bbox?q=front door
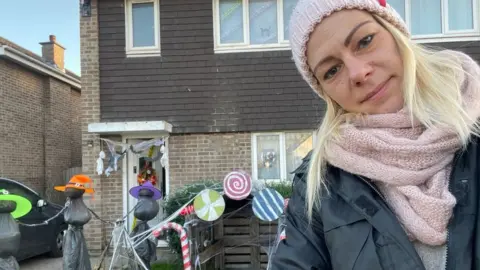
[126,138,168,246]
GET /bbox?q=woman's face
[306,10,404,114]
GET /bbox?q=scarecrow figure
[129,180,162,269]
[54,175,95,270]
[0,189,32,270]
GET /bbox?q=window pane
[283,0,298,40]
[285,133,313,181]
[256,135,280,180]
[249,0,278,44]
[388,0,405,20]
[132,2,155,47]
[219,0,244,43]
[448,0,474,30]
[411,0,442,35]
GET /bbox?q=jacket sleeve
[270,155,332,269]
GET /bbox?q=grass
[151,263,178,270]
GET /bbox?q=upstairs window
[125,0,161,56]
[388,0,479,42]
[213,0,299,53]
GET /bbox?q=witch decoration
[129,176,162,269]
[54,175,95,270]
[0,189,32,270]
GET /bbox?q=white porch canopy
[88,121,172,135]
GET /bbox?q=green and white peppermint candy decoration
[193,189,225,221]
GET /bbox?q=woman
[271,0,480,269]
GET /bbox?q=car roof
[0,177,41,196]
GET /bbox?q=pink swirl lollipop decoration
[223,170,252,200]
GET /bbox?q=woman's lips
[361,77,391,103]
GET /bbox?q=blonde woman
[271,0,480,269]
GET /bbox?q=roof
[0,36,81,89]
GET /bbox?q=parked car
[0,177,67,261]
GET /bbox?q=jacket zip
[443,154,460,270]
[445,232,449,270]
[444,151,461,270]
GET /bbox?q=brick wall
[169,133,252,190]
[0,59,81,201]
[71,89,82,166]
[44,78,82,203]
[0,59,46,193]
[99,135,124,246]
[80,0,104,254]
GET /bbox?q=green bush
[163,180,223,257]
[265,180,293,198]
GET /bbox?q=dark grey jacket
[271,137,480,270]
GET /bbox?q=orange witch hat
[54,174,95,194]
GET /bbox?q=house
[0,35,82,204]
[80,0,480,255]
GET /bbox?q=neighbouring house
[0,35,82,203]
[80,0,480,257]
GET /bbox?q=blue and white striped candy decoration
[252,188,284,222]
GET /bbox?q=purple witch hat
[129,181,162,201]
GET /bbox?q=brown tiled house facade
[81,0,480,254]
[0,37,81,204]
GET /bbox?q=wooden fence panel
[198,199,280,270]
[62,167,82,183]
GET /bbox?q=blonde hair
[305,14,480,219]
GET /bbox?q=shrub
[163,180,223,257]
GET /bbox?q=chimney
[40,35,65,72]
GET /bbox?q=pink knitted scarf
[325,51,480,246]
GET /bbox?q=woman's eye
[323,65,340,80]
[358,34,374,49]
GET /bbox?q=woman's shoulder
[290,151,340,196]
[291,151,312,178]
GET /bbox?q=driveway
[19,255,104,270]
[19,255,62,270]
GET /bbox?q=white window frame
[213,0,293,53]
[251,130,315,182]
[125,0,161,57]
[390,0,480,43]
[213,0,480,53]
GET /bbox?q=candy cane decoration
[153,222,191,270]
[179,205,195,216]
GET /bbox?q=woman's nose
[347,57,373,87]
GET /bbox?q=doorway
[125,138,168,246]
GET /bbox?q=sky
[0,0,81,75]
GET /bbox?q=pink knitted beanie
[289,0,410,93]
